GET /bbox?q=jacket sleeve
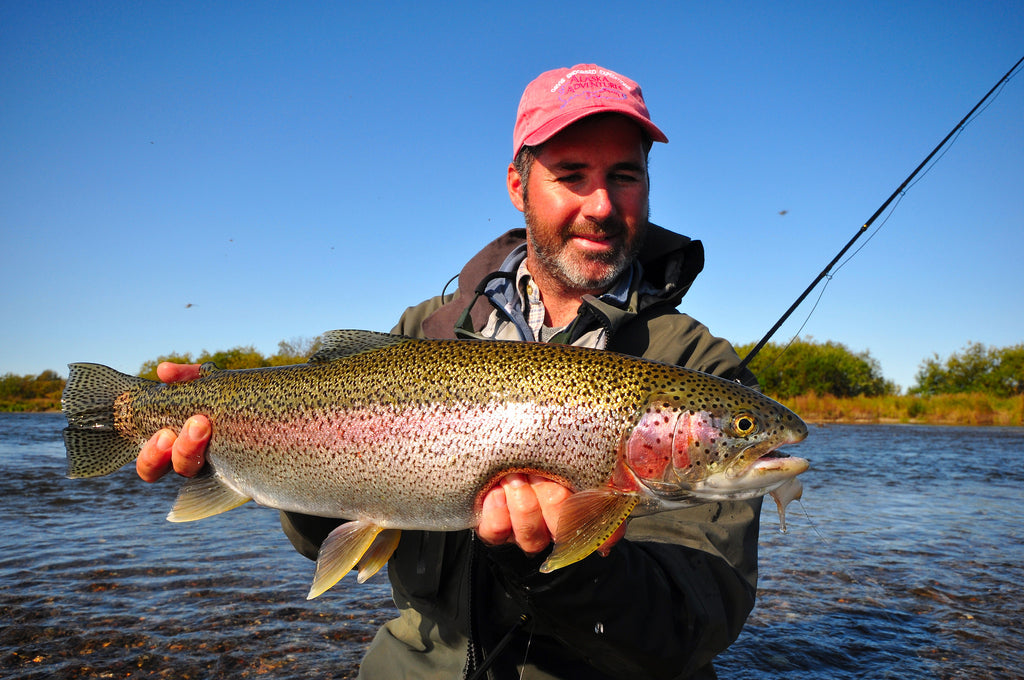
[392,294,453,336]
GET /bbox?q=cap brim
[518,105,667,157]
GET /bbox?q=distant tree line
[911,341,1024,397]
[3,338,1022,411]
[136,336,321,380]
[0,338,320,412]
[0,369,64,411]
[735,339,1023,399]
[734,338,897,398]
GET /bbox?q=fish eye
[731,413,758,436]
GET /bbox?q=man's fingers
[477,485,513,546]
[135,364,207,483]
[171,416,211,477]
[525,474,571,537]
[501,473,552,555]
[136,416,211,482]
[157,362,202,383]
[137,429,175,483]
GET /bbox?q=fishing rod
[737,53,1024,373]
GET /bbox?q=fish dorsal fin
[199,361,221,377]
[308,330,410,363]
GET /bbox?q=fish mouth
[675,431,810,502]
[639,449,809,505]
[694,449,809,500]
[742,451,810,481]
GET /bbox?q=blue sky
[2,1,1022,391]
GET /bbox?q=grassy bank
[779,392,1024,426]
[0,398,61,413]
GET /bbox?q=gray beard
[525,213,647,292]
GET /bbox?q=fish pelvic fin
[308,520,393,599]
[167,469,251,522]
[308,330,409,363]
[62,363,154,478]
[540,490,639,574]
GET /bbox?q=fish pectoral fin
[540,490,639,573]
[356,528,401,583]
[166,470,251,522]
[308,520,385,599]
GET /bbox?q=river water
[1,412,1022,679]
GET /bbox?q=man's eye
[557,173,583,183]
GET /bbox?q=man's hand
[136,363,211,482]
[477,473,626,557]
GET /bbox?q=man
[138,64,761,679]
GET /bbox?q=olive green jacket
[282,226,761,679]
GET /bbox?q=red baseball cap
[512,64,668,159]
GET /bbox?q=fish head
[623,381,808,505]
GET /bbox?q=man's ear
[507,162,526,213]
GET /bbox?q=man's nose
[580,184,615,221]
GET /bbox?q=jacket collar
[421,224,704,340]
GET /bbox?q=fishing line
[519,625,535,680]
[745,61,1013,373]
[827,191,906,280]
[770,144,942,366]
[794,499,832,546]
[830,67,1019,282]
[738,54,1024,372]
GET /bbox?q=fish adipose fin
[62,363,155,478]
[308,330,410,363]
[167,470,252,522]
[541,490,639,573]
[308,521,399,599]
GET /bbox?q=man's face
[508,114,650,296]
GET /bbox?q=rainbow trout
[62,330,808,599]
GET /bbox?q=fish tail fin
[61,362,152,478]
[540,490,639,573]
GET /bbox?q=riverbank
[780,392,1024,426]
[0,397,60,413]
